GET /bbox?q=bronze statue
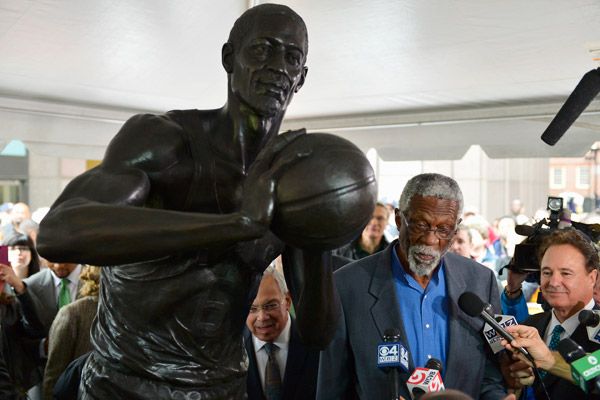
[37,4,371,399]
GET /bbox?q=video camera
[508,196,600,274]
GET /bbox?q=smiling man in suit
[245,265,319,400]
[505,229,600,399]
[317,173,507,400]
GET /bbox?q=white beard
[408,244,442,277]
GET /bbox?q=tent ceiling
[0,0,599,160]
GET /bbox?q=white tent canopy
[1,0,599,160]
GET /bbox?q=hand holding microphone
[458,291,534,363]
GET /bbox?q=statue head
[222,4,308,118]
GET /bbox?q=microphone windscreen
[578,310,600,327]
[458,292,486,317]
[384,328,402,341]
[425,358,443,372]
[541,67,600,146]
[557,338,587,362]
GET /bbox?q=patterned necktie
[58,278,71,309]
[264,342,282,400]
[539,325,565,380]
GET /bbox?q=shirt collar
[252,313,292,353]
[51,264,82,287]
[547,298,595,340]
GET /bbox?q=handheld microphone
[377,328,409,400]
[578,310,600,345]
[458,291,534,363]
[557,338,600,394]
[406,358,444,400]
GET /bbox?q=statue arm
[282,247,340,349]
[37,113,267,266]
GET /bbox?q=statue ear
[294,66,308,93]
[222,43,234,73]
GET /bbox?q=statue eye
[250,44,271,59]
[286,51,302,67]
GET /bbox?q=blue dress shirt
[391,248,449,375]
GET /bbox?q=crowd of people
[0,202,98,399]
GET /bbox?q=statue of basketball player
[36,4,339,399]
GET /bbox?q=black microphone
[377,328,409,400]
[458,291,534,363]
[579,310,600,327]
[541,67,600,146]
[557,337,586,362]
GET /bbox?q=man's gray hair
[263,264,289,295]
[399,173,463,216]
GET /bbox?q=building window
[549,167,566,189]
[576,166,590,189]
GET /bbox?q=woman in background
[4,234,40,279]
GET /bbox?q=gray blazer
[317,241,506,400]
[23,269,83,334]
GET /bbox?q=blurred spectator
[1,203,31,242]
[31,208,49,226]
[450,224,472,258]
[383,202,398,242]
[469,228,497,270]
[43,266,100,400]
[334,203,390,261]
[18,220,39,245]
[4,235,41,280]
[0,262,46,398]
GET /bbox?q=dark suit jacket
[244,319,320,400]
[317,241,506,400]
[525,309,600,400]
[23,268,83,335]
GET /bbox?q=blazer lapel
[368,242,413,370]
[243,328,264,400]
[442,256,469,387]
[282,319,306,399]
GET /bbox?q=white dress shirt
[544,298,595,344]
[251,315,291,392]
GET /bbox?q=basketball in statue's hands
[270,132,377,250]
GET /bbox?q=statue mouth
[255,80,288,102]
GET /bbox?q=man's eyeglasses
[402,215,456,240]
[249,301,284,314]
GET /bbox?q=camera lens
[547,198,562,211]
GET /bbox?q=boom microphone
[377,328,409,400]
[406,358,445,400]
[458,291,534,363]
[541,67,600,146]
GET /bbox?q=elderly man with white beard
[317,173,507,400]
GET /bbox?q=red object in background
[0,246,8,293]
[0,245,8,265]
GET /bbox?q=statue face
[229,13,307,117]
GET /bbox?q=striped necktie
[264,342,282,400]
[538,325,565,380]
[58,278,71,309]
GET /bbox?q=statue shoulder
[102,112,191,170]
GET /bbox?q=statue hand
[242,129,308,227]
